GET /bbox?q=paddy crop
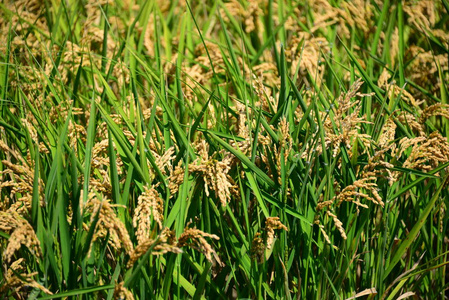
[0,0,448,299]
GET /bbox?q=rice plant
[0,0,448,299]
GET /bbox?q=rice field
[0,0,448,299]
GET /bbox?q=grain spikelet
[286,33,329,87]
[389,28,399,67]
[0,0,48,64]
[398,131,449,173]
[302,78,372,159]
[0,258,52,296]
[318,224,332,245]
[68,120,87,152]
[316,174,384,241]
[396,112,425,136]
[419,104,449,124]
[231,101,252,155]
[272,118,292,184]
[403,0,437,30]
[251,217,288,263]
[87,139,124,198]
[21,118,38,145]
[81,1,117,55]
[326,211,347,240]
[0,140,26,164]
[377,68,391,88]
[253,53,280,88]
[85,196,133,255]
[48,99,84,123]
[406,46,448,88]
[310,0,374,38]
[250,232,265,264]
[362,150,397,186]
[378,68,422,108]
[0,212,42,263]
[378,117,397,149]
[128,228,181,268]
[335,177,384,207]
[0,158,45,216]
[178,225,220,263]
[153,146,176,176]
[245,0,263,34]
[0,211,24,231]
[439,202,445,233]
[133,185,164,244]
[279,118,292,153]
[265,217,288,250]
[189,141,235,206]
[168,161,185,195]
[221,0,263,35]
[113,282,134,300]
[4,224,42,263]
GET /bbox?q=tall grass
[0,0,448,299]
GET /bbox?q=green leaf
[38,285,115,299]
[383,175,449,279]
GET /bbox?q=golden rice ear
[114,281,134,300]
[253,59,281,88]
[1,258,53,296]
[128,228,182,268]
[168,161,185,195]
[187,140,236,207]
[362,154,397,187]
[378,117,397,149]
[396,112,425,136]
[301,78,372,160]
[326,211,347,240]
[177,225,220,263]
[1,214,42,263]
[335,176,384,208]
[418,104,449,124]
[251,72,278,114]
[265,217,288,250]
[405,45,448,87]
[133,185,164,244]
[285,33,330,87]
[269,118,293,185]
[250,232,265,264]
[318,224,332,245]
[403,1,437,33]
[250,217,288,263]
[315,173,385,246]
[398,131,449,174]
[153,146,176,176]
[85,196,133,256]
[309,0,374,38]
[0,156,45,214]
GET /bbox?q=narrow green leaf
[82,96,97,205]
[192,261,211,300]
[246,171,270,218]
[38,285,115,299]
[384,175,448,278]
[31,142,40,226]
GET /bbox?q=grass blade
[383,175,448,279]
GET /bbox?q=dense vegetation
[0,0,448,299]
